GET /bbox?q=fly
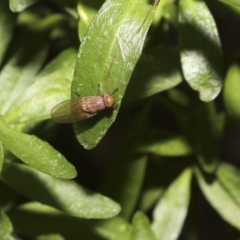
[51,88,118,123]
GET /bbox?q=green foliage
[0,0,240,239]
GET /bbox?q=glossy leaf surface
[179,0,223,101]
[72,0,159,149]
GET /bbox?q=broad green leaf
[77,0,104,40]
[223,63,240,123]
[179,0,223,101]
[0,211,14,240]
[0,31,48,115]
[195,164,240,229]
[137,131,192,156]
[219,0,240,8]
[123,47,182,103]
[8,202,129,240]
[0,117,76,179]
[10,0,39,12]
[152,168,192,240]
[0,0,16,66]
[72,0,159,149]
[0,141,3,173]
[2,163,120,219]
[4,48,77,124]
[132,212,156,240]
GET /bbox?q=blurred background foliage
[1,0,240,239]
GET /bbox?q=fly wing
[50,98,96,123]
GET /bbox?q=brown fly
[51,0,159,123]
[51,88,118,123]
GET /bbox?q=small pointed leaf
[0,211,14,240]
[132,212,156,240]
[195,163,240,229]
[152,168,192,240]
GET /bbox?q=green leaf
[0,116,76,179]
[0,0,16,66]
[4,73,71,124]
[195,163,240,229]
[72,0,159,149]
[8,202,94,239]
[95,216,132,240]
[131,212,156,240]
[137,131,193,156]
[4,48,77,124]
[219,0,240,8]
[179,0,223,101]
[223,63,240,123]
[152,168,192,240]
[2,163,120,219]
[162,3,178,27]
[0,31,48,115]
[123,47,182,103]
[0,211,14,240]
[77,0,104,40]
[8,202,129,239]
[36,233,65,240]
[36,48,77,80]
[0,141,3,173]
[9,0,39,12]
